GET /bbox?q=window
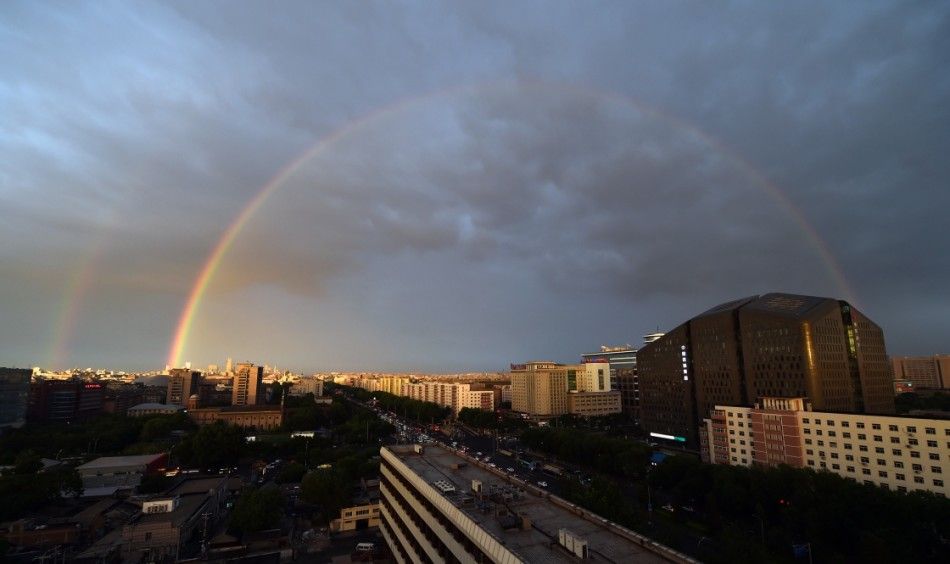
[926,427,936,435]
[803,418,810,424]
[843,432,852,438]
[831,452,839,459]
[816,429,823,436]
[896,473,905,481]
[847,466,855,472]
[828,420,835,427]
[907,426,916,433]
[830,442,838,448]
[875,447,885,454]
[932,466,942,474]
[913,464,923,472]
[858,434,867,440]
[872,423,881,430]
[857,422,865,429]
[914,476,924,484]
[861,457,870,464]
[804,428,811,435]
[879,471,887,478]
[844,443,853,450]
[928,440,938,448]
[818,440,824,447]
[911,451,921,458]
[873,435,883,442]
[828,431,837,437]
[842,421,850,428]
[893,448,903,456]
[846,454,854,461]
[936,479,945,487]
[832,463,840,470]
[805,438,813,445]
[895,461,904,468]
[930,453,940,461]
[860,445,868,452]
[909,438,918,446]
[889,425,898,432]
[807,460,815,466]
[877,459,886,466]
[815,419,822,425]
[806,449,814,455]
[890,437,900,444]
[862,468,871,475]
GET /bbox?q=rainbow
[165,78,857,368]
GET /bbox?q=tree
[175,422,245,469]
[228,485,284,535]
[301,468,350,521]
[276,462,306,484]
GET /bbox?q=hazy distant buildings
[639,293,894,449]
[232,363,263,406]
[166,368,200,406]
[891,355,950,390]
[0,367,31,430]
[290,377,324,397]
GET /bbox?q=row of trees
[347,387,451,424]
[521,427,950,563]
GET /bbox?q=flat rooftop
[384,445,692,564]
[77,453,165,470]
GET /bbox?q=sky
[2,1,949,372]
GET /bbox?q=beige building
[700,398,949,497]
[891,355,950,389]
[568,391,622,417]
[403,381,495,414]
[330,502,381,532]
[290,377,324,397]
[510,362,568,417]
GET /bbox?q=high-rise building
[510,362,568,417]
[28,379,104,423]
[0,367,31,430]
[232,363,263,406]
[699,397,949,497]
[378,444,686,563]
[583,346,639,419]
[891,355,950,390]
[166,368,201,406]
[639,293,894,449]
[225,357,233,374]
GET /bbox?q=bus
[541,464,564,477]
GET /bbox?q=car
[507,467,515,473]
[661,504,675,512]
[537,481,548,488]
[476,451,483,457]
[488,463,497,468]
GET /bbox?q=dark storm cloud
[1,1,948,370]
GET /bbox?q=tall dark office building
[232,363,263,406]
[166,368,201,406]
[0,367,32,430]
[28,379,104,423]
[639,293,894,448]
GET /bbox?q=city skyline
[3,2,950,372]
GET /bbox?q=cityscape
[2,3,949,564]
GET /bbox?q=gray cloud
[1,1,948,370]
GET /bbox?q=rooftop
[384,445,693,564]
[128,403,183,411]
[77,453,165,471]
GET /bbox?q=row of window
[805,460,945,488]
[802,419,944,435]
[803,437,944,456]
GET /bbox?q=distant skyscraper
[639,293,894,448]
[232,363,263,406]
[0,367,31,429]
[225,357,233,374]
[891,355,950,390]
[166,368,201,406]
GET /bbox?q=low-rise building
[186,404,283,430]
[330,502,381,533]
[127,403,184,417]
[700,397,950,497]
[76,454,169,496]
[567,391,622,417]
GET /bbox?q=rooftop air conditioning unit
[558,528,589,559]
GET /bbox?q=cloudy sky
[2,1,948,372]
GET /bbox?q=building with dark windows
[0,367,31,430]
[165,368,201,406]
[639,293,895,449]
[891,355,950,390]
[378,444,693,564]
[28,379,104,424]
[582,345,640,421]
[232,363,263,406]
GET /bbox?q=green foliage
[138,413,195,442]
[276,462,306,484]
[346,387,450,424]
[519,427,651,480]
[174,421,246,469]
[0,465,83,520]
[458,408,499,429]
[301,468,350,521]
[228,485,284,535]
[13,449,42,475]
[895,392,950,414]
[0,414,146,463]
